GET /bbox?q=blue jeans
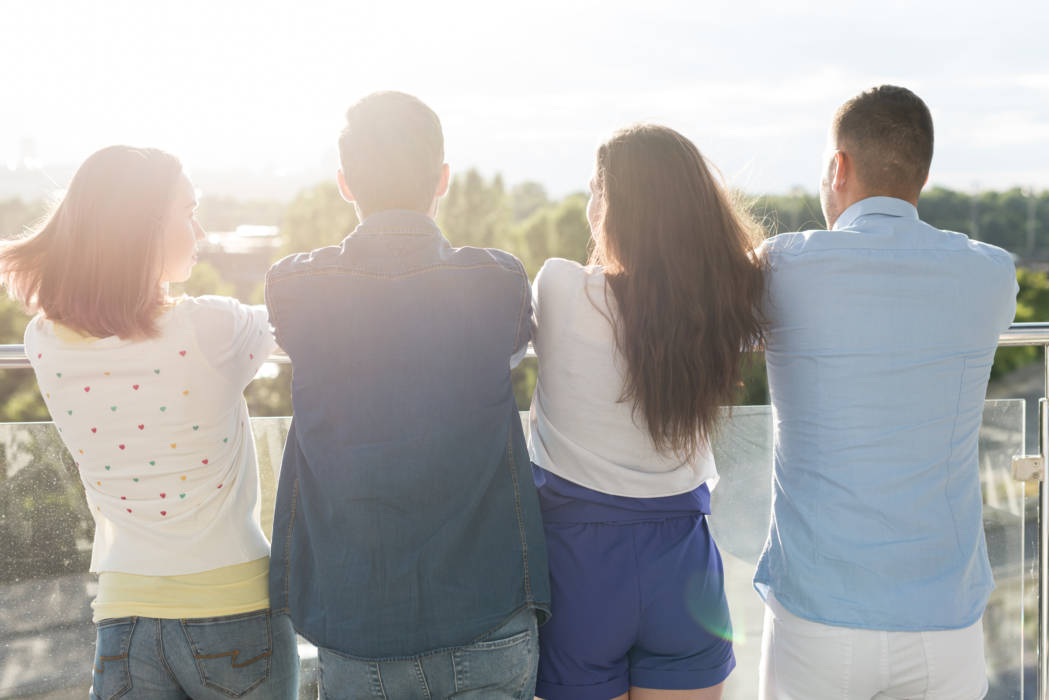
[90,609,299,699]
[317,608,539,699]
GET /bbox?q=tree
[510,182,549,222]
[276,183,358,260]
[438,169,512,249]
[0,198,47,241]
[751,188,824,236]
[171,260,237,299]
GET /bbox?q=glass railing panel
[707,406,774,700]
[0,404,1034,699]
[0,421,93,700]
[980,399,1033,698]
[0,418,314,700]
[707,400,1029,700]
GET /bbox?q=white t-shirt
[25,295,277,576]
[528,257,717,497]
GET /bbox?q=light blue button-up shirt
[753,196,1018,631]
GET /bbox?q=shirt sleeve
[527,260,550,364]
[1005,264,1020,330]
[509,257,533,370]
[188,296,278,390]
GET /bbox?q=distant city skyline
[3,0,1048,200]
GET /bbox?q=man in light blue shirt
[755,86,1017,699]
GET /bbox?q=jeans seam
[374,662,389,700]
[154,619,180,685]
[414,659,431,699]
[514,637,536,700]
[451,651,461,694]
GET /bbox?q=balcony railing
[1,323,1048,699]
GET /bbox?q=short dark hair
[338,91,444,215]
[832,85,934,196]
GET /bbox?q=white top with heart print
[25,295,276,576]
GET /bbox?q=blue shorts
[533,466,735,700]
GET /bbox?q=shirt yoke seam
[267,261,515,286]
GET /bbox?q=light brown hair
[0,145,183,339]
[833,85,934,197]
[589,124,765,458]
[338,91,444,216]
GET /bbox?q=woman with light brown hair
[0,145,298,699]
[528,124,765,700]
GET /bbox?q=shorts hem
[631,655,736,690]
[535,674,630,700]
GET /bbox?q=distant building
[198,225,281,297]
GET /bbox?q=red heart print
[37,353,41,358]
[132,385,139,390]
[217,483,223,489]
[250,353,254,359]
[179,350,186,356]
[118,444,126,450]
[202,458,209,464]
[120,496,126,500]
[160,510,167,516]
[83,386,90,392]
[127,508,132,513]
[138,424,144,430]
[91,428,97,433]
[160,492,166,498]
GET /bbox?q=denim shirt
[265,210,550,658]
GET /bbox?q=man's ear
[831,150,849,192]
[337,169,356,203]
[435,163,451,199]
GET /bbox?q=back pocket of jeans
[452,628,537,696]
[92,617,135,700]
[181,610,272,697]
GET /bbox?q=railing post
[1041,346,1049,700]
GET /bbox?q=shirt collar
[351,209,442,237]
[832,196,919,231]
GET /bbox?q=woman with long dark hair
[0,146,298,699]
[529,125,765,700]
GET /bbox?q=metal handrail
[1,321,1047,368]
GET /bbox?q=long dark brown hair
[588,124,765,459]
[0,146,183,339]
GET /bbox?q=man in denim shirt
[265,91,550,699]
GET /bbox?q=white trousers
[759,592,988,700]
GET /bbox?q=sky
[2,0,1048,199]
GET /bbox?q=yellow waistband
[93,557,270,622]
